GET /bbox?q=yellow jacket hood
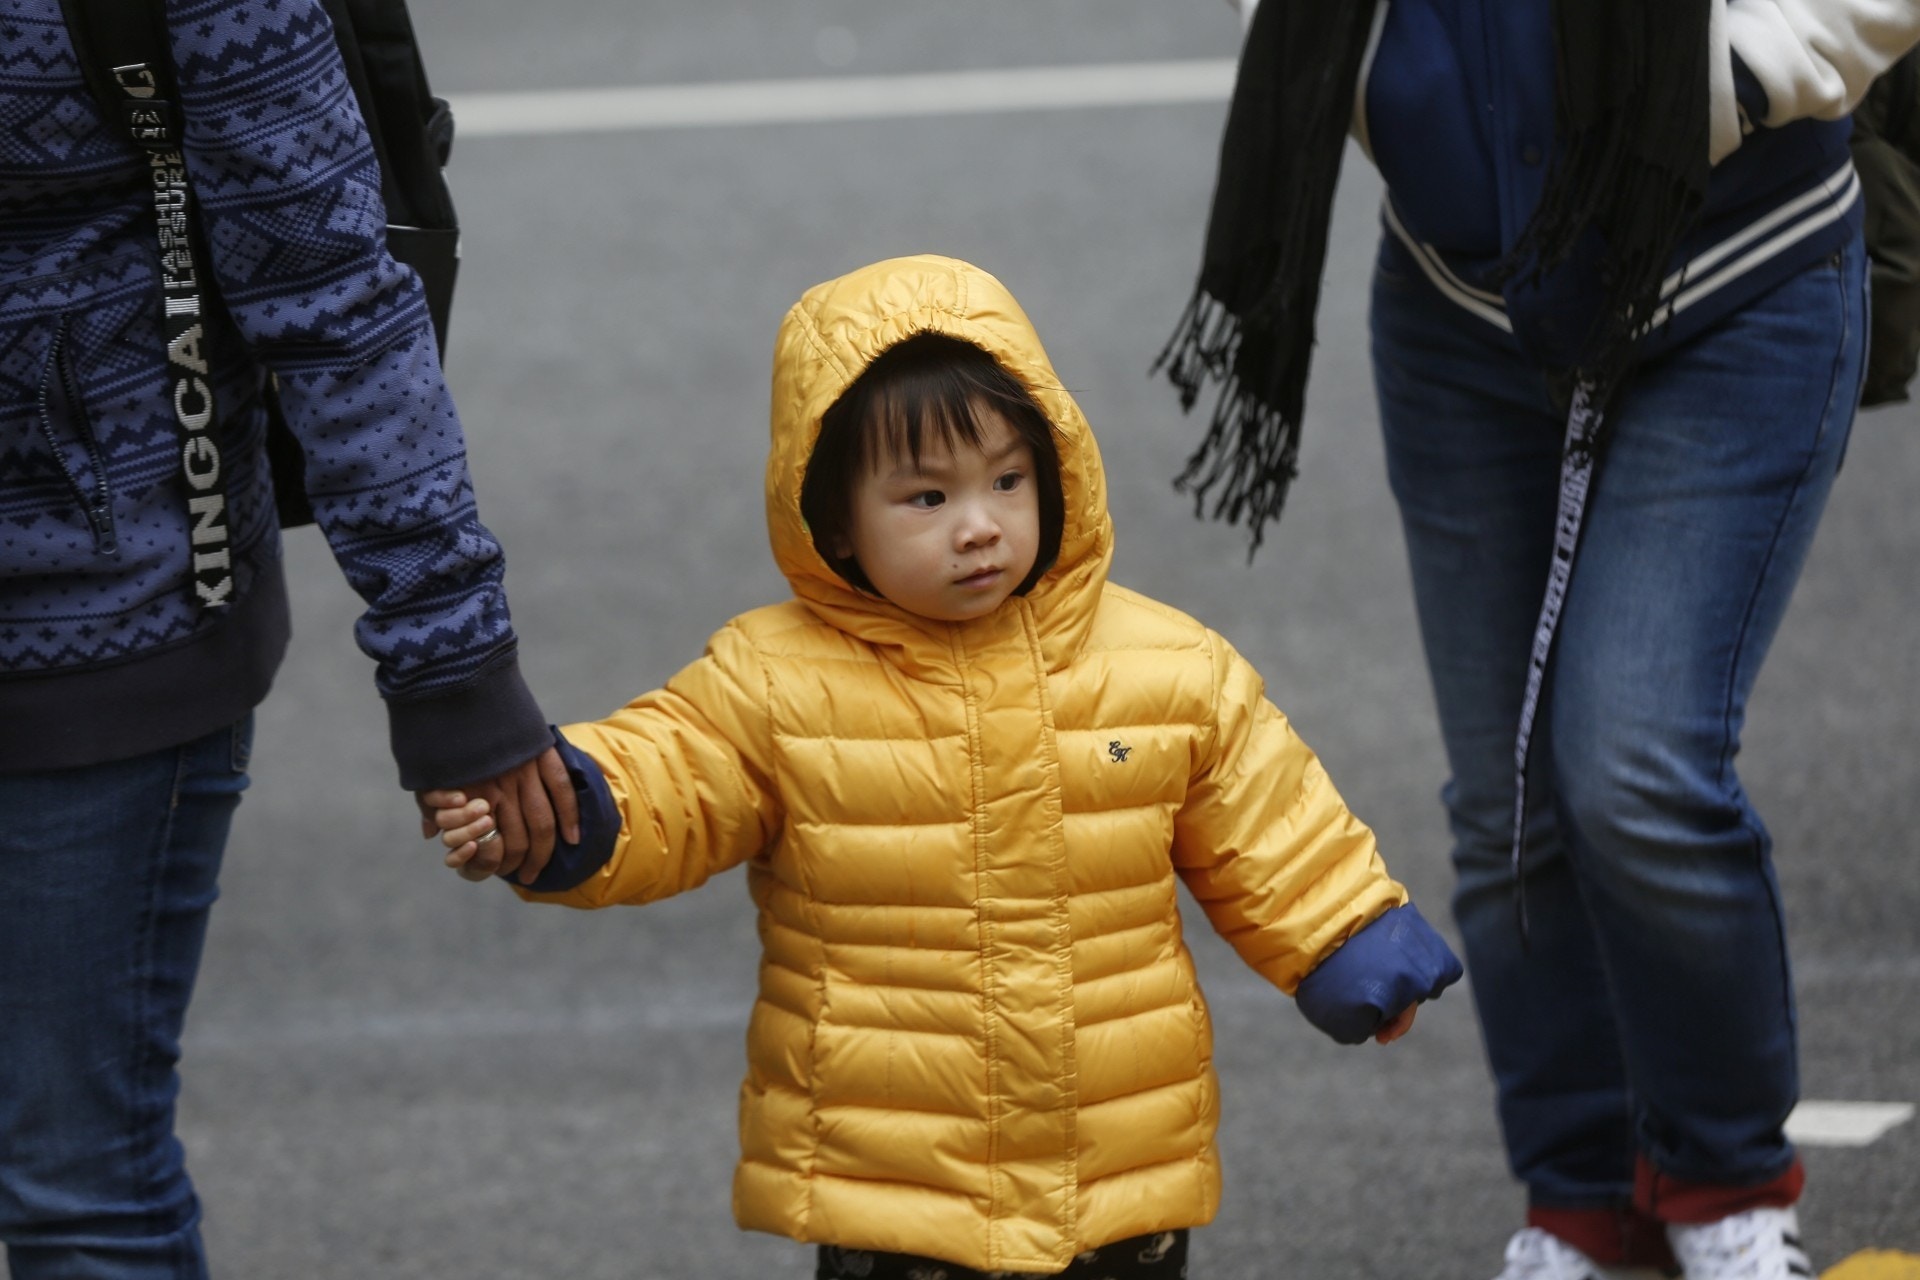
[766,255,1114,671]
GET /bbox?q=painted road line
[1823,1251,1920,1280]
[1785,1100,1915,1147]
[448,59,1236,138]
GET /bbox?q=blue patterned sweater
[1,0,549,786]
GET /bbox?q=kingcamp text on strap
[114,60,235,612]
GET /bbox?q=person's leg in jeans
[1371,249,1668,1266]
[1548,240,1865,1225]
[0,717,253,1280]
[1373,234,1866,1261]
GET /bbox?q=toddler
[425,256,1461,1279]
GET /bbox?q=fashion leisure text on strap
[112,60,235,611]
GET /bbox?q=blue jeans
[1371,237,1865,1215]
[0,718,252,1280]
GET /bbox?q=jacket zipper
[36,314,120,557]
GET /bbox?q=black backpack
[1852,46,1920,407]
[59,0,460,529]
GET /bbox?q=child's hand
[1293,904,1462,1045]
[1374,1003,1417,1045]
[422,789,499,882]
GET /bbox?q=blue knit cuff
[386,650,551,791]
[506,727,622,894]
[1295,903,1464,1045]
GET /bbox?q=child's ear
[830,534,853,559]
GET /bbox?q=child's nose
[955,499,1001,549]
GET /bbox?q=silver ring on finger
[475,828,501,845]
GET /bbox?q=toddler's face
[835,407,1041,622]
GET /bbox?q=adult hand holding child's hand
[416,746,580,884]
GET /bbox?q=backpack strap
[318,0,461,355]
[56,0,170,130]
[319,0,455,230]
[60,0,236,610]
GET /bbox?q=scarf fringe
[1153,284,1241,411]
[1502,2,1711,428]
[1153,0,1377,559]
[1505,122,1705,426]
[1153,287,1302,557]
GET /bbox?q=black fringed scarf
[1157,0,1714,552]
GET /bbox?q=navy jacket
[1,0,547,785]
[1363,0,1864,371]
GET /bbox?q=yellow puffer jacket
[538,256,1408,1272]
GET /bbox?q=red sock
[1634,1155,1804,1226]
[1529,1204,1679,1271]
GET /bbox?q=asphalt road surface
[173,4,1920,1277]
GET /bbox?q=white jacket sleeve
[1727,0,1920,126]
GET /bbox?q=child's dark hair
[800,332,1065,596]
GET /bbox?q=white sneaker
[1667,1208,1814,1280]
[1493,1227,1674,1280]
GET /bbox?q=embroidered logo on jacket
[1107,739,1132,763]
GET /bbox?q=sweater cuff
[386,650,551,790]
[505,727,622,894]
[1294,903,1464,1045]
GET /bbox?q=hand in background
[416,746,579,884]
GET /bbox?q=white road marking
[448,59,1237,138]
[1785,1101,1915,1147]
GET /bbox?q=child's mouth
[956,567,1002,589]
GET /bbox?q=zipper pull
[88,500,117,556]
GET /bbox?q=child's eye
[906,490,945,509]
[994,471,1025,492]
